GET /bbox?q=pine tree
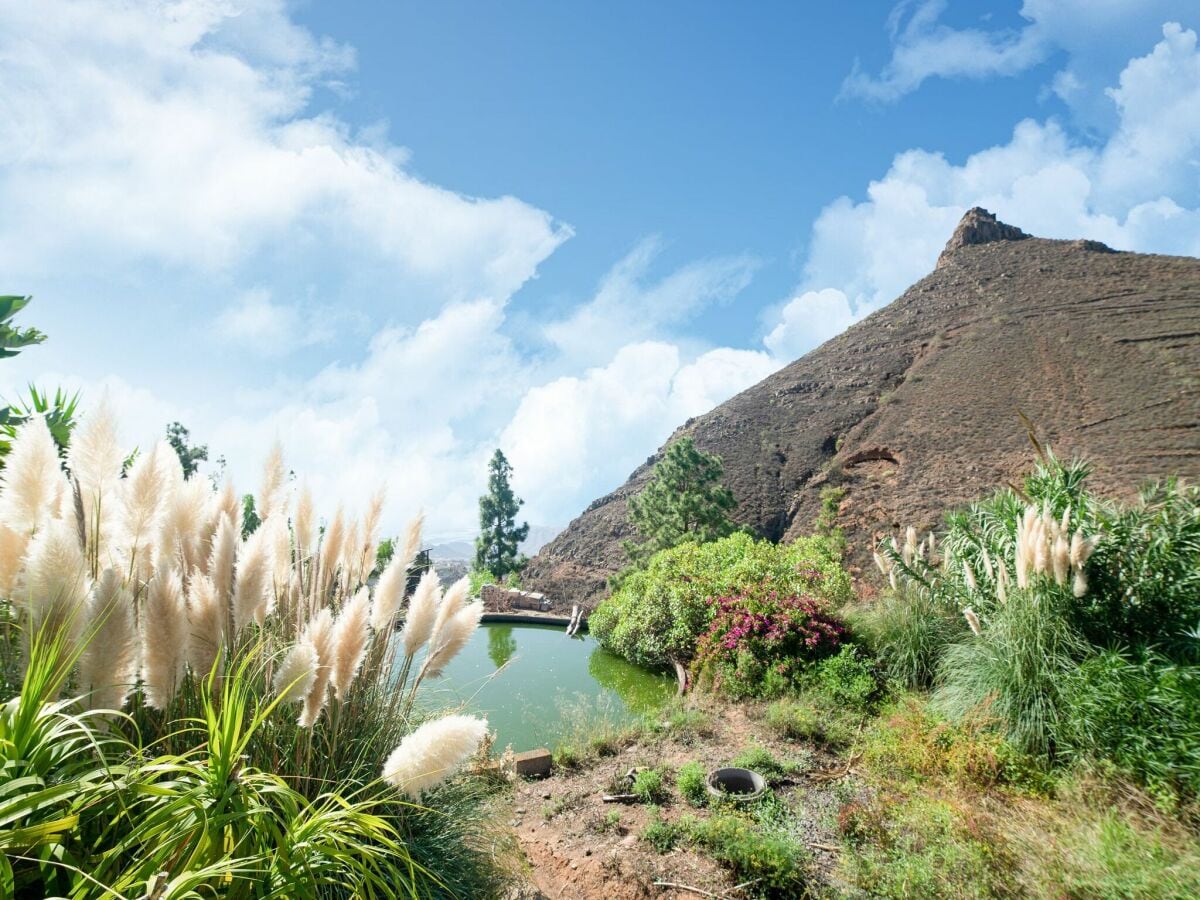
[474,449,530,579]
[623,436,736,566]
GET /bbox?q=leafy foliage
[474,449,529,579]
[0,384,79,461]
[165,420,208,478]
[623,436,737,569]
[590,532,850,671]
[676,760,708,807]
[241,491,261,538]
[0,295,46,359]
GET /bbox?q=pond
[413,623,674,752]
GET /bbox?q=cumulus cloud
[543,238,758,366]
[842,0,1198,116]
[791,22,1200,334]
[0,0,570,303]
[500,343,775,524]
[764,289,860,361]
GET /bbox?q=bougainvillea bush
[692,590,846,698]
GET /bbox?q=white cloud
[842,0,1198,116]
[783,22,1200,342]
[500,343,775,524]
[0,0,570,303]
[543,238,757,366]
[215,289,341,355]
[764,289,860,361]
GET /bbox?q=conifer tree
[474,449,530,579]
[623,436,736,566]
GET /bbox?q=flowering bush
[692,589,846,698]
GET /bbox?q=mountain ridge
[523,209,1200,607]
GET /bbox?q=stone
[513,748,553,778]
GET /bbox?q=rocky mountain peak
[937,207,1030,267]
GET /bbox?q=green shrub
[817,645,881,711]
[1060,650,1200,803]
[855,584,961,689]
[676,760,709,807]
[731,744,808,785]
[935,589,1088,758]
[590,532,850,671]
[632,766,671,804]
[641,809,685,852]
[687,813,812,898]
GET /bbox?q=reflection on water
[487,624,517,668]
[411,623,673,752]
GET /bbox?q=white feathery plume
[299,608,336,727]
[294,483,315,564]
[1073,567,1089,598]
[1070,529,1098,569]
[319,506,346,591]
[360,488,385,578]
[157,438,185,496]
[962,562,977,592]
[340,519,361,589]
[398,511,424,571]
[401,569,441,657]
[79,568,137,711]
[208,512,237,611]
[20,517,88,651]
[382,714,488,798]
[872,550,888,575]
[430,574,468,647]
[257,440,286,522]
[266,513,291,592]
[0,523,30,596]
[330,587,371,700]
[274,638,318,704]
[216,479,241,534]
[996,565,1009,603]
[963,607,983,637]
[159,477,209,578]
[980,547,994,582]
[119,443,168,569]
[0,417,62,534]
[140,568,188,709]
[370,550,409,633]
[902,526,917,566]
[1051,534,1071,586]
[232,525,270,633]
[68,399,123,567]
[187,572,225,677]
[425,601,483,678]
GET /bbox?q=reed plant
[0,407,512,896]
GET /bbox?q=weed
[676,760,709,807]
[641,809,684,853]
[632,766,671,804]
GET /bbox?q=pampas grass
[274,638,318,704]
[369,552,408,633]
[382,714,488,798]
[0,522,29,596]
[257,440,286,522]
[425,601,483,678]
[21,517,88,648]
[299,607,335,727]
[141,568,188,709]
[78,568,137,710]
[0,416,62,534]
[233,524,270,633]
[331,587,370,701]
[187,572,225,677]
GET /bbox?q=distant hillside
[427,524,563,563]
[523,208,1200,608]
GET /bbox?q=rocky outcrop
[523,210,1200,609]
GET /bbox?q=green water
[414,623,674,752]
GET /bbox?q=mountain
[426,524,564,563]
[523,208,1200,608]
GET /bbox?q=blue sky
[1,1,1198,540]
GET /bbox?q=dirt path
[507,701,853,899]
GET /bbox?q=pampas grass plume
[232,526,270,633]
[962,562,977,592]
[294,484,315,561]
[425,600,483,677]
[299,608,336,727]
[79,568,138,711]
[274,638,318,704]
[399,511,424,570]
[258,440,286,522]
[0,523,29,596]
[382,714,488,798]
[331,587,371,700]
[21,516,87,646]
[187,571,224,677]
[141,567,188,709]
[401,569,441,656]
[370,551,409,633]
[963,607,983,637]
[0,417,62,534]
[431,574,468,645]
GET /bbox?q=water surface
[414,623,673,752]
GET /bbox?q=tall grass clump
[867,448,1200,793]
[0,407,513,896]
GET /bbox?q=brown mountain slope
[523,209,1200,608]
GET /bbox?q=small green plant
[676,760,708,807]
[817,644,881,711]
[594,809,621,833]
[731,744,809,784]
[632,766,671,804]
[687,813,812,897]
[641,808,684,853]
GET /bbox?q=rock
[522,212,1200,606]
[513,749,553,778]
